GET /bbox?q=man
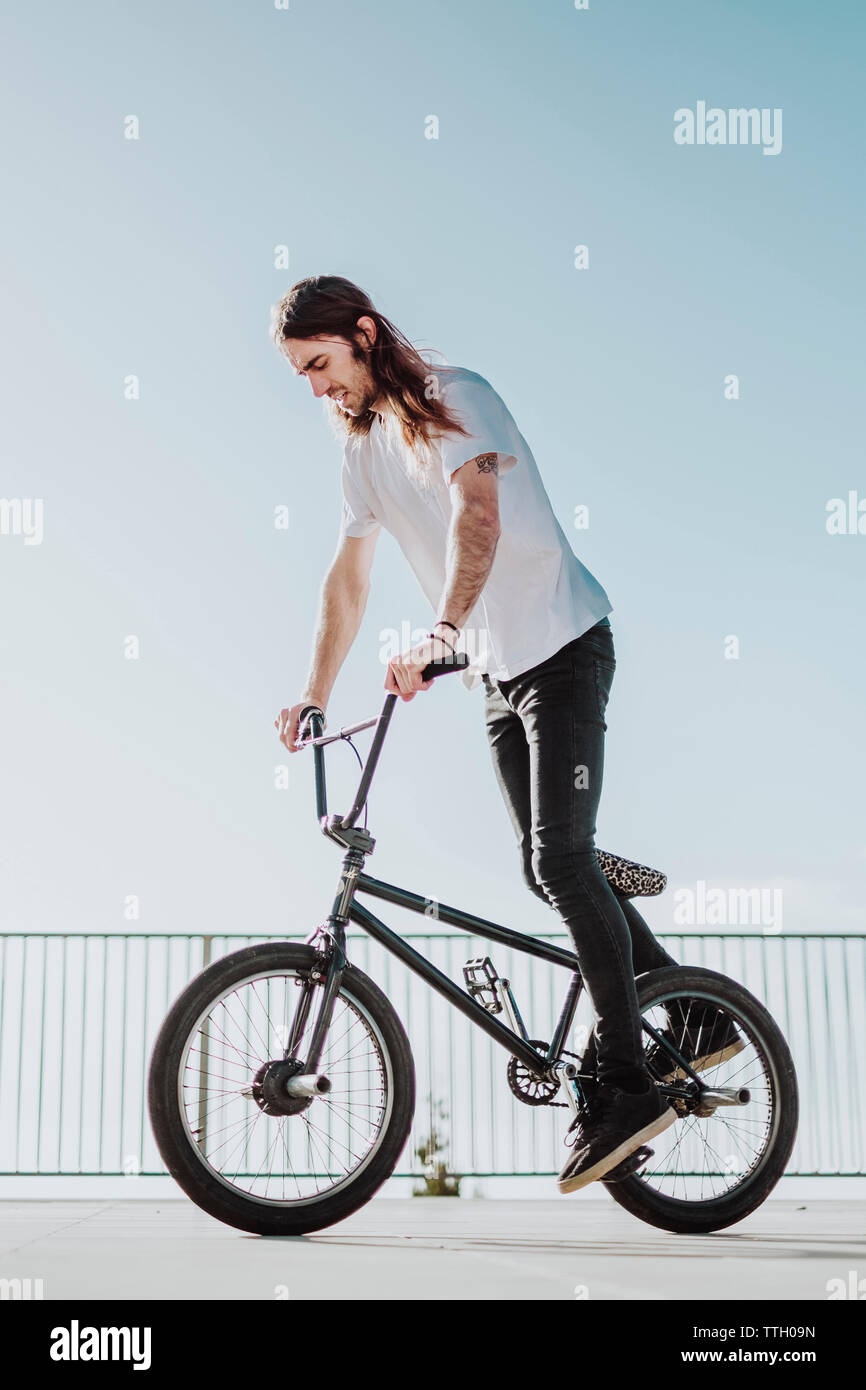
[272,274,678,1191]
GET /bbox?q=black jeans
[482,618,678,1089]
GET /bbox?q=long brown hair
[270,276,470,483]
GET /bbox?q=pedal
[463,956,503,1015]
[604,1145,654,1183]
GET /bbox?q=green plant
[412,1096,461,1197]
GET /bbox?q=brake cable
[338,733,369,830]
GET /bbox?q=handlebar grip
[298,704,325,725]
[297,705,325,742]
[420,651,470,682]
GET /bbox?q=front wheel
[147,942,415,1235]
[603,966,798,1234]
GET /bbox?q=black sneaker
[646,1003,744,1083]
[603,1144,655,1183]
[557,1079,677,1194]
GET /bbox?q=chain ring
[507,1041,581,1107]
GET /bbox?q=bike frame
[292,687,692,1096]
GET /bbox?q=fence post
[195,937,213,1156]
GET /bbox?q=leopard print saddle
[597,849,666,898]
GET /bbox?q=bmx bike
[148,650,798,1235]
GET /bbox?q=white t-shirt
[338,364,613,692]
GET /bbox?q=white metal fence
[0,931,863,1178]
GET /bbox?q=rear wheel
[602,966,798,1233]
[148,942,415,1235]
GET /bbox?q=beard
[346,344,380,416]
[323,349,380,438]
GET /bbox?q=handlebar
[295,650,470,830]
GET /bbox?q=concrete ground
[1,1199,863,1301]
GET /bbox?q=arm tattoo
[475,453,499,474]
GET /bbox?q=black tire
[603,966,798,1234]
[148,942,415,1235]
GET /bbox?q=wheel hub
[251,1059,311,1117]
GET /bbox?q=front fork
[287,846,363,1072]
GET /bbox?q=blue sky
[1,0,864,947]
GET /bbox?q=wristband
[434,619,460,637]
